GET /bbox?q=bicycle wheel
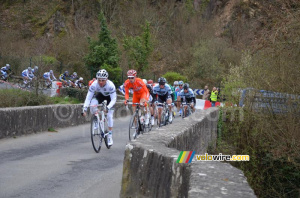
[160,109,166,127]
[102,117,111,149]
[91,115,103,153]
[129,113,139,141]
[181,107,185,119]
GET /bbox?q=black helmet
[183,83,189,90]
[158,77,166,85]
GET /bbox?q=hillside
[1,0,299,89]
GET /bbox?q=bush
[162,72,187,85]
[60,87,87,102]
[0,89,51,107]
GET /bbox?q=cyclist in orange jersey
[124,69,149,118]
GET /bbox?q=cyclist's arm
[108,91,117,109]
[83,86,95,110]
[124,81,130,100]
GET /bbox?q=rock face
[120,108,256,198]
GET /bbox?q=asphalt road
[0,115,133,198]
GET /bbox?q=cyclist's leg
[157,96,164,126]
[167,97,173,122]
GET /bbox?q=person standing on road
[82,69,116,146]
[210,87,218,107]
[202,85,210,100]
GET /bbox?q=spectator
[210,87,218,107]
[202,85,210,100]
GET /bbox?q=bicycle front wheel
[91,115,103,153]
[129,114,139,141]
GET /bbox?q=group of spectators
[202,85,219,107]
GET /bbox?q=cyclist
[123,69,149,124]
[180,83,196,117]
[173,81,179,112]
[69,72,78,87]
[176,80,184,115]
[21,67,35,85]
[33,66,39,74]
[59,71,69,87]
[75,77,86,89]
[43,70,57,87]
[82,69,116,146]
[153,77,173,126]
[146,81,156,126]
[0,64,11,80]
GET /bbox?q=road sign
[193,89,204,95]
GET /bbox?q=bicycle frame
[181,102,192,118]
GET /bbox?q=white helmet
[79,77,83,81]
[142,79,147,85]
[174,81,179,86]
[96,69,108,79]
[28,67,32,72]
[6,64,10,67]
[49,70,53,74]
[73,72,77,76]
[34,66,38,70]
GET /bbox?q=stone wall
[0,102,129,139]
[120,108,256,198]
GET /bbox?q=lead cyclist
[82,69,117,146]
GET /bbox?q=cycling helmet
[6,64,10,68]
[79,77,83,81]
[64,71,69,75]
[127,69,137,77]
[183,83,189,90]
[142,79,147,85]
[73,72,77,76]
[34,66,38,70]
[96,69,109,79]
[28,67,32,72]
[178,81,184,85]
[158,77,166,85]
[49,70,53,74]
[174,81,178,86]
[147,79,153,85]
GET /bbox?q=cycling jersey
[22,69,34,79]
[153,84,172,104]
[84,80,117,110]
[69,74,78,82]
[59,73,68,81]
[43,72,57,81]
[75,80,86,89]
[1,66,10,78]
[124,78,149,102]
[180,88,196,104]
[88,79,96,87]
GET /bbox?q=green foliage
[123,21,153,76]
[49,95,81,104]
[162,72,187,84]
[84,12,121,85]
[59,87,87,103]
[0,89,51,107]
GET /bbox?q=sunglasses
[179,85,183,86]
[128,77,135,79]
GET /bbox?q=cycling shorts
[132,91,149,106]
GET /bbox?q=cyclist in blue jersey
[180,83,196,117]
[21,67,35,85]
[59,71,69,87]
[0,64,11,80]
[153,77,173,126]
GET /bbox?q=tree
[84,12,121,86]
[123,21,153,76]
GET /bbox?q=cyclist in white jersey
[82,69,116,146]
[43,70,57,87]
[21,67,35,85]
